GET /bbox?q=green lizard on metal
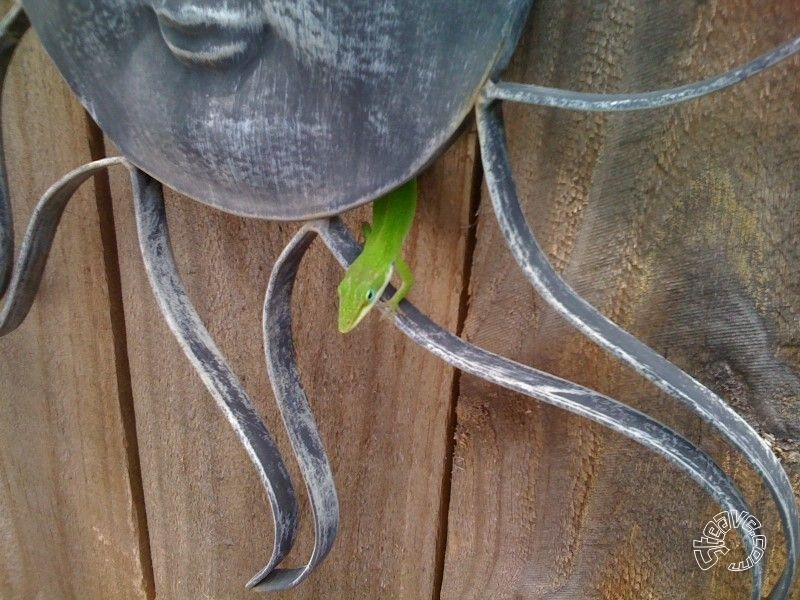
[337,179,417,333]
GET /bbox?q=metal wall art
[1,1,798,597]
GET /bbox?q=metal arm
[131,170,300,590]
[0,2,29,296]
[485,33,800,112]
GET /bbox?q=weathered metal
[21,0,533,219]
[484,35,800,111]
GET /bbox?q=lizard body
[337,179,416,333]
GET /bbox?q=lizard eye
[365,289,376,302]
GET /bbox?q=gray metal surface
[485,33,800,111]
[0,156,125,335]
[20,0,533,220]
[0,3,30,297]
[131,170,300,590]
[259,224,339,591]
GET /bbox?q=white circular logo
[693,510,766,571]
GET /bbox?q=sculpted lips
[154,7,264,66]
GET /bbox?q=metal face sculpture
[2,1,800,597]
[22,0,532,218]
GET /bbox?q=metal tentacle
[255,225,339,591]
[284,217,764,599]
[0,3,31,296]
[0,157,126,336]
[485,33,800,111]
[130,168,300,589]
[476,99,798,599]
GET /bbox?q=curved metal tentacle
[476,99,798,599]
[297,217,763,599]
[0,3,31,296]
[0,157,126,335]
[485,33,800,111]
[254,226,339,591]
[130,168,300,589]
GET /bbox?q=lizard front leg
[386,256,414,312]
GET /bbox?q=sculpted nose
[150,1,269,29]
[149,0,268,66]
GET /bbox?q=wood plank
[0,18,153,600]
[108,120,478,595]
[442,1,800,598]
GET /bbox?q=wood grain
[108,120,478,596]
[0,20,152,600]
[442,1,800,598]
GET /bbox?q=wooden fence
[1,1,799,598]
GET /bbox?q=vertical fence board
[0,21,152,600]
[108,121,477,597]
[442,1,800,598]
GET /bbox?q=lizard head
[337,261,394,333]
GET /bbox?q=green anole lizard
[337,179,417,333]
